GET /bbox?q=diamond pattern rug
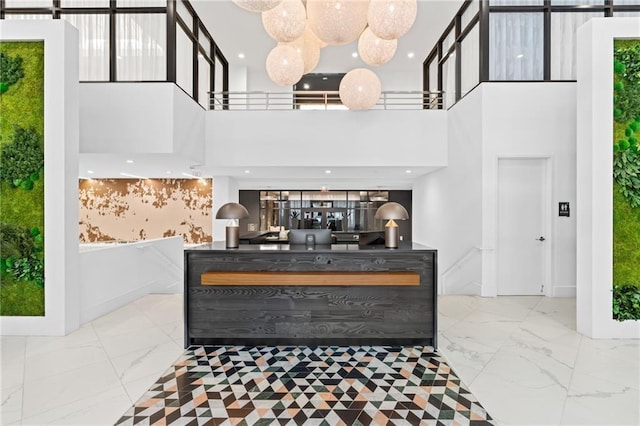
[116,345,493,425]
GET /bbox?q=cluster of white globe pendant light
[232,0,417,110]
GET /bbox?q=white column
[0,21,80,336]
[576,18,640,338]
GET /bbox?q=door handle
[536,236,546,242]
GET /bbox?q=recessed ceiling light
[325,170,332,174]
[405,170,412,174]
[303,83,310,89]
[407,52,415,59]
[126,159,134,164]
[244,170,251,174]
[516,54,524,59]
[238,53,245,59]
[352,52,358,58]
[87,170,94,174]
[166,170,171,174]
[322,76,328,80]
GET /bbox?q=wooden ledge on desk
[200,271,420,286]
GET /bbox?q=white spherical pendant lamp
[262,0,307,43]
[233,0,282,12]
[339,68,381,110]
[306,0,369,46]
[358,27,397,66]
[367,0,417,40]
[266,45,304,86]
[283,27,321,73]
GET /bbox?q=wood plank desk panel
[184,243,437,348]
[201,271,421,286]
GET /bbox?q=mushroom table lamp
[215,202,249,248]
[374,202,409,249]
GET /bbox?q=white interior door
[497,158,548,295]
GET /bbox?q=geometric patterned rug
[116,345,494,425]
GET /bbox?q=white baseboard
[552,285,576,298]
[80,284,154,324]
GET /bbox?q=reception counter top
[184,242,437,347]
[188,241,431,252]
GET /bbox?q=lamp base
[226,226,240,248]
[385,225,399,249]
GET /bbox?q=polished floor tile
[116,345,493,425]
[1,294,638,425]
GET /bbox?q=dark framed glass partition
[0,0,228,109]
[424,0,640,109]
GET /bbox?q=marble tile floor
[1,294,638,425]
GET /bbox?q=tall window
[424,0,640,109]
[490,13,544,80]
[0,0,228,108]
[116,14,167,81]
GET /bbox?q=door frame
[494,155,553,297]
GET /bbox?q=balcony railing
[210,91,445,111]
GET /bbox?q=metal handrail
[210,90,445,111]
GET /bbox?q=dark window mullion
[479,0,490,83]
[53,0,60,18]
[605,0,613,16]
[166,0,176,83]
[454,13,462,102]
[109,0,116,82]
[437,43,443,109]
[543,0,550,81]
[193,17,199,101]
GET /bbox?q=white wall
[0,21,80,336]
[482,82,577,298]
[173,85,206,162]
[229,65,247,92]
[576,18,640,339]
[80,83,205,164]
[414,82,578,298]
[413,86,484,295]
[80,83,174,153]
[206,110,447,169]
[79,237,183,324]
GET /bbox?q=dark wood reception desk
[184,242,437,348]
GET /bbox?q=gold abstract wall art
[79,178,212,244]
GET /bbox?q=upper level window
[490,13,544,80]
[116,13,167,81]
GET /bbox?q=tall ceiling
[81,1,464,187]
[190,0,464,78]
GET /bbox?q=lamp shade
[262,0,307,43]
[339,68,382,110]
[283,26,321,73]
[358,27,397,67]
[374,202,409,220]
[266,44,305,86]
[233,0,282,12]
[216,203,249,220]
[306,0,369,46]
[367,0,418,40]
